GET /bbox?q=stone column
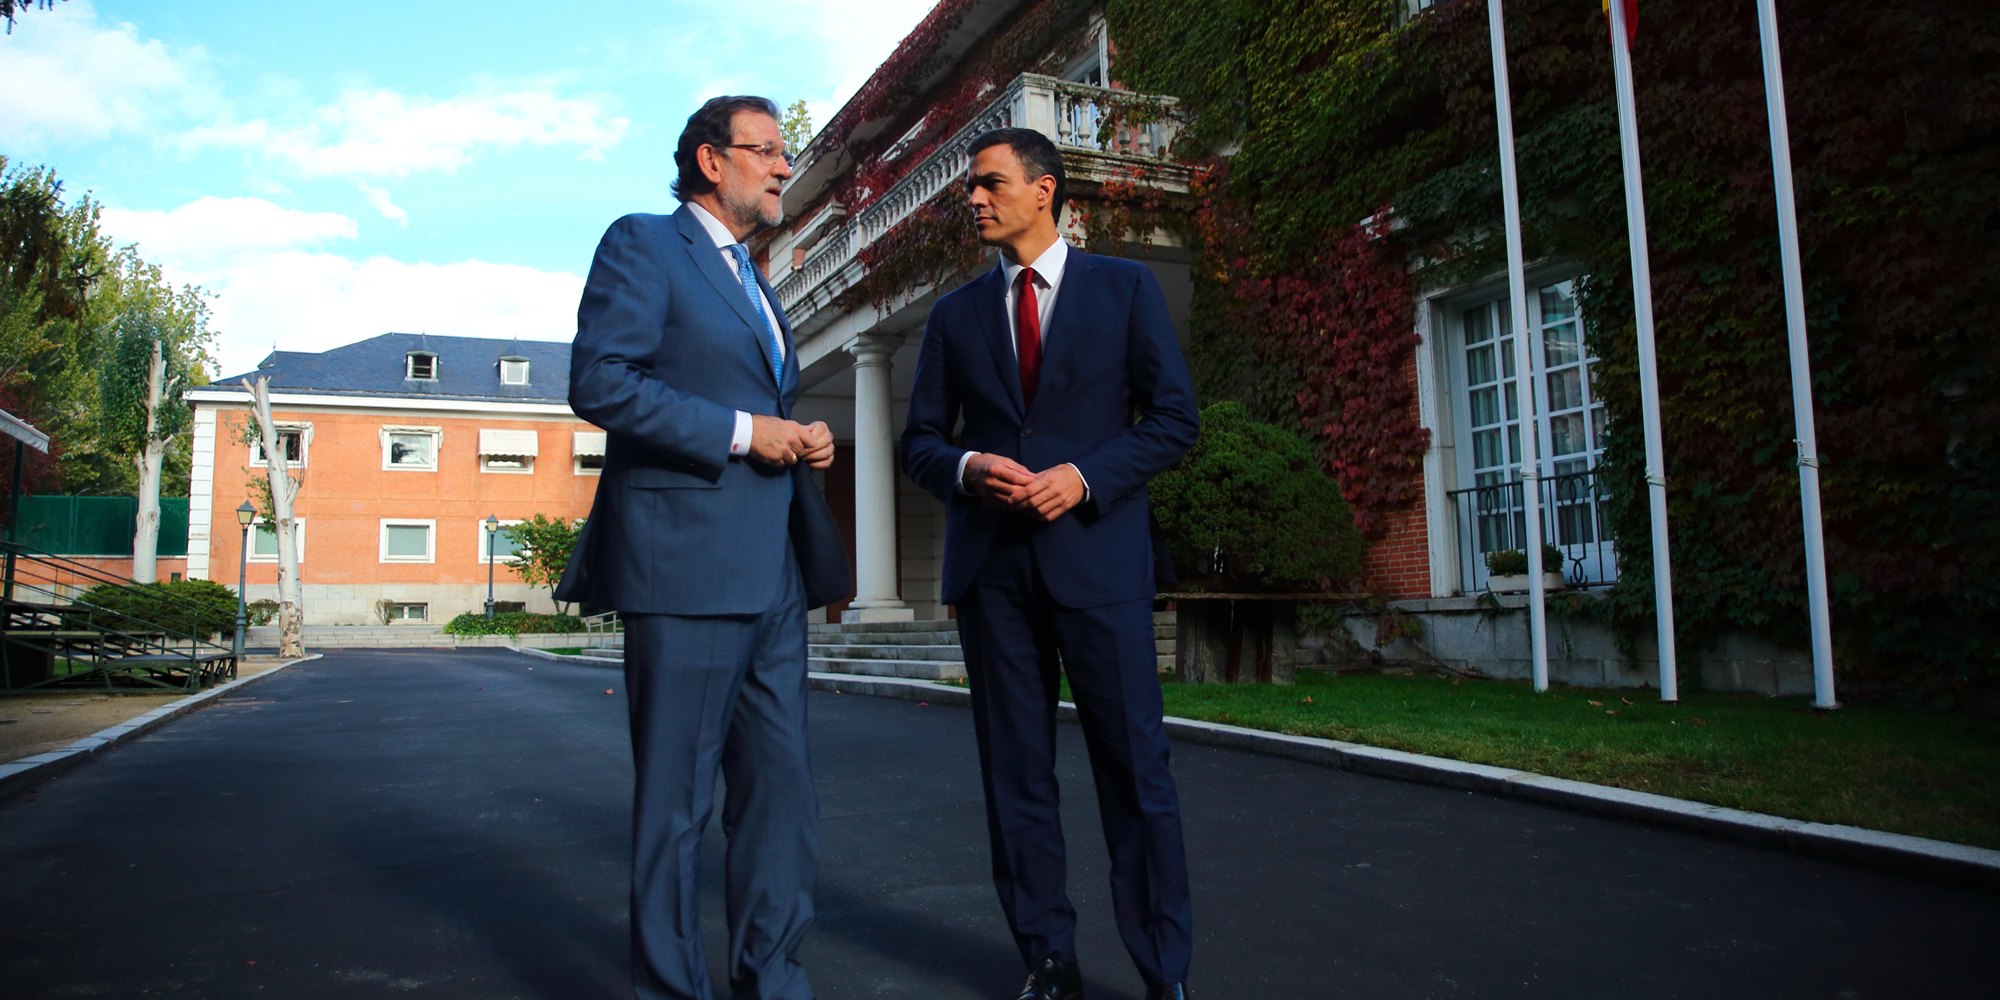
[843,333,914,623]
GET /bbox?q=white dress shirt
[685,202,785,458]
[957,237,1089,498]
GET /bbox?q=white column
[844,333,914,623]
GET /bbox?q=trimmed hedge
[73,579,242,640]
[441,611,586,637]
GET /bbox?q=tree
[508,513,583,614]
[781,99,814,155]
[98,257,208,582]
[244,376,304,658]
[2,1,66,33]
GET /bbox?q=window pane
[501,360,529,384]
[1544,320,1581,366]
[577,454,604,471]
[252,525,278,556]
[484,456,529,470]
[389,433,431,465]
[1468,386,1499,427]
[1472,428,1504,470]
[1504,380,1519,421]
[1591,406,1608,446]
[1540,282,1576,324]
[1500,337,1517,378]
[1464,305,1492,344]
[485,525,527,559]
[1547,368,1583,411]
[1550,412,1586,455]
[385,524,429,558]
[1465,345,1494,385]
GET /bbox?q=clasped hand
[962,453,1085,523]
[748,415,835,469]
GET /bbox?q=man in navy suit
[558,95,850,1000]
[902,128,1202,1000]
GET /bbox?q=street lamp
[485,514,499,618]
[234,501,255,662]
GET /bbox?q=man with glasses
[558,94,850,1000]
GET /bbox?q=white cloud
[99,195,579,377]
[179,86,631,179]
[100,196,358,269]
[358,184,410,227]
[0,0,210,145]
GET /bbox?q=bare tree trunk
[131,341,167,585]
[245,376,304,659]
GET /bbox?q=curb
[511,646,621,668]
[0,654,323,799]
[806,671,2000,891]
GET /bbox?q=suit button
[1020,428,1033,438]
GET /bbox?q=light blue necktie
[727,244,785,388]
[727,243,794,503]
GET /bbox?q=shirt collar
[686,201,741,252]
[1001,237,1070,290]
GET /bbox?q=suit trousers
[622,549,816,1000]
[956,519,1194,988]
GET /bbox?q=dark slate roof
[211,333,571,404]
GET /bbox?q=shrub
[1486,545,1565,577]
[441,611,585,636]
[72,579,242,639]
[1151,401,1366,592]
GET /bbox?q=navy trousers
[622,553,816,1000]
[956,522,1194,988]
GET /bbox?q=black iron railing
[1446,468,1619,595]
[2,539,239,691]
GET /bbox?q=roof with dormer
[205,333,571,404]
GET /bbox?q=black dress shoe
[1146,984,1190,1000]
[1017,956,1083,1000]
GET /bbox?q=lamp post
[485,514,499,618]
[234,501,255,662]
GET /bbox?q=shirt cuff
[729,411,753,457]
[955,450,976,494]
[1066,463,1092,503]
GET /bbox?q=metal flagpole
[1755,0,1837,709]
[1606,0,1680,701]
[1487,0,1550,692]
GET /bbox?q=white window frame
[380,425,443,472]
[477,517,527,565]
[499,357,530,385]
[389,602,429,623]
[379,518,438,564]
[246,517,307,564]
[407,352,438,381]
[572,430,606,477]
[248,422,312,469]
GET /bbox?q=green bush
[72,579,242,639]
[1486,545,1565,577]
[441,611,585,636]
[1151,401,1366,592]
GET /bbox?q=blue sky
[0,0,935,377]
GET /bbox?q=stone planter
[1487,572,1567,594]
[1169,595,1300,686]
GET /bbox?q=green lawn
[942,671,2000,849]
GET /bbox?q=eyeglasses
[717,143,795,168]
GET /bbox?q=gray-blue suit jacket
[556,205,851,615]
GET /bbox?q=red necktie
[1016,267,1041,407]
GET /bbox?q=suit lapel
[1031,248,1092,414]
[974,264,1026,419]
[675,205,767,338]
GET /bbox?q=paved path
[0,649,1993,1000]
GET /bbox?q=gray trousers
[622,558,816,1000]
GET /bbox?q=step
[809,630,963,646]
[809,643,963,662]
[807,620,958,635]
[808,657,965,680]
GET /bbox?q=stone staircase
[567,613,1178,680]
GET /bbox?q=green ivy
[1110,0,2000,697]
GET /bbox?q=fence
[4,496,190,557]
[1445,468,1619,595]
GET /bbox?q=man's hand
[962,452,1036,510]
[747,414,824,468]
[798,421,835,469]
[1020,464,1087,523]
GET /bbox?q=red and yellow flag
[1604,0,1638,44]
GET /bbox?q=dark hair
[967,127,1067,225]
[672,95,781,202]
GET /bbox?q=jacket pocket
[626,465,721,489]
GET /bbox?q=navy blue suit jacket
[556,205,850,615]
[901,250,1200,608]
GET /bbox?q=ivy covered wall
[1106,0,1999,697]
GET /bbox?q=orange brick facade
[1356,351,1433,600]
